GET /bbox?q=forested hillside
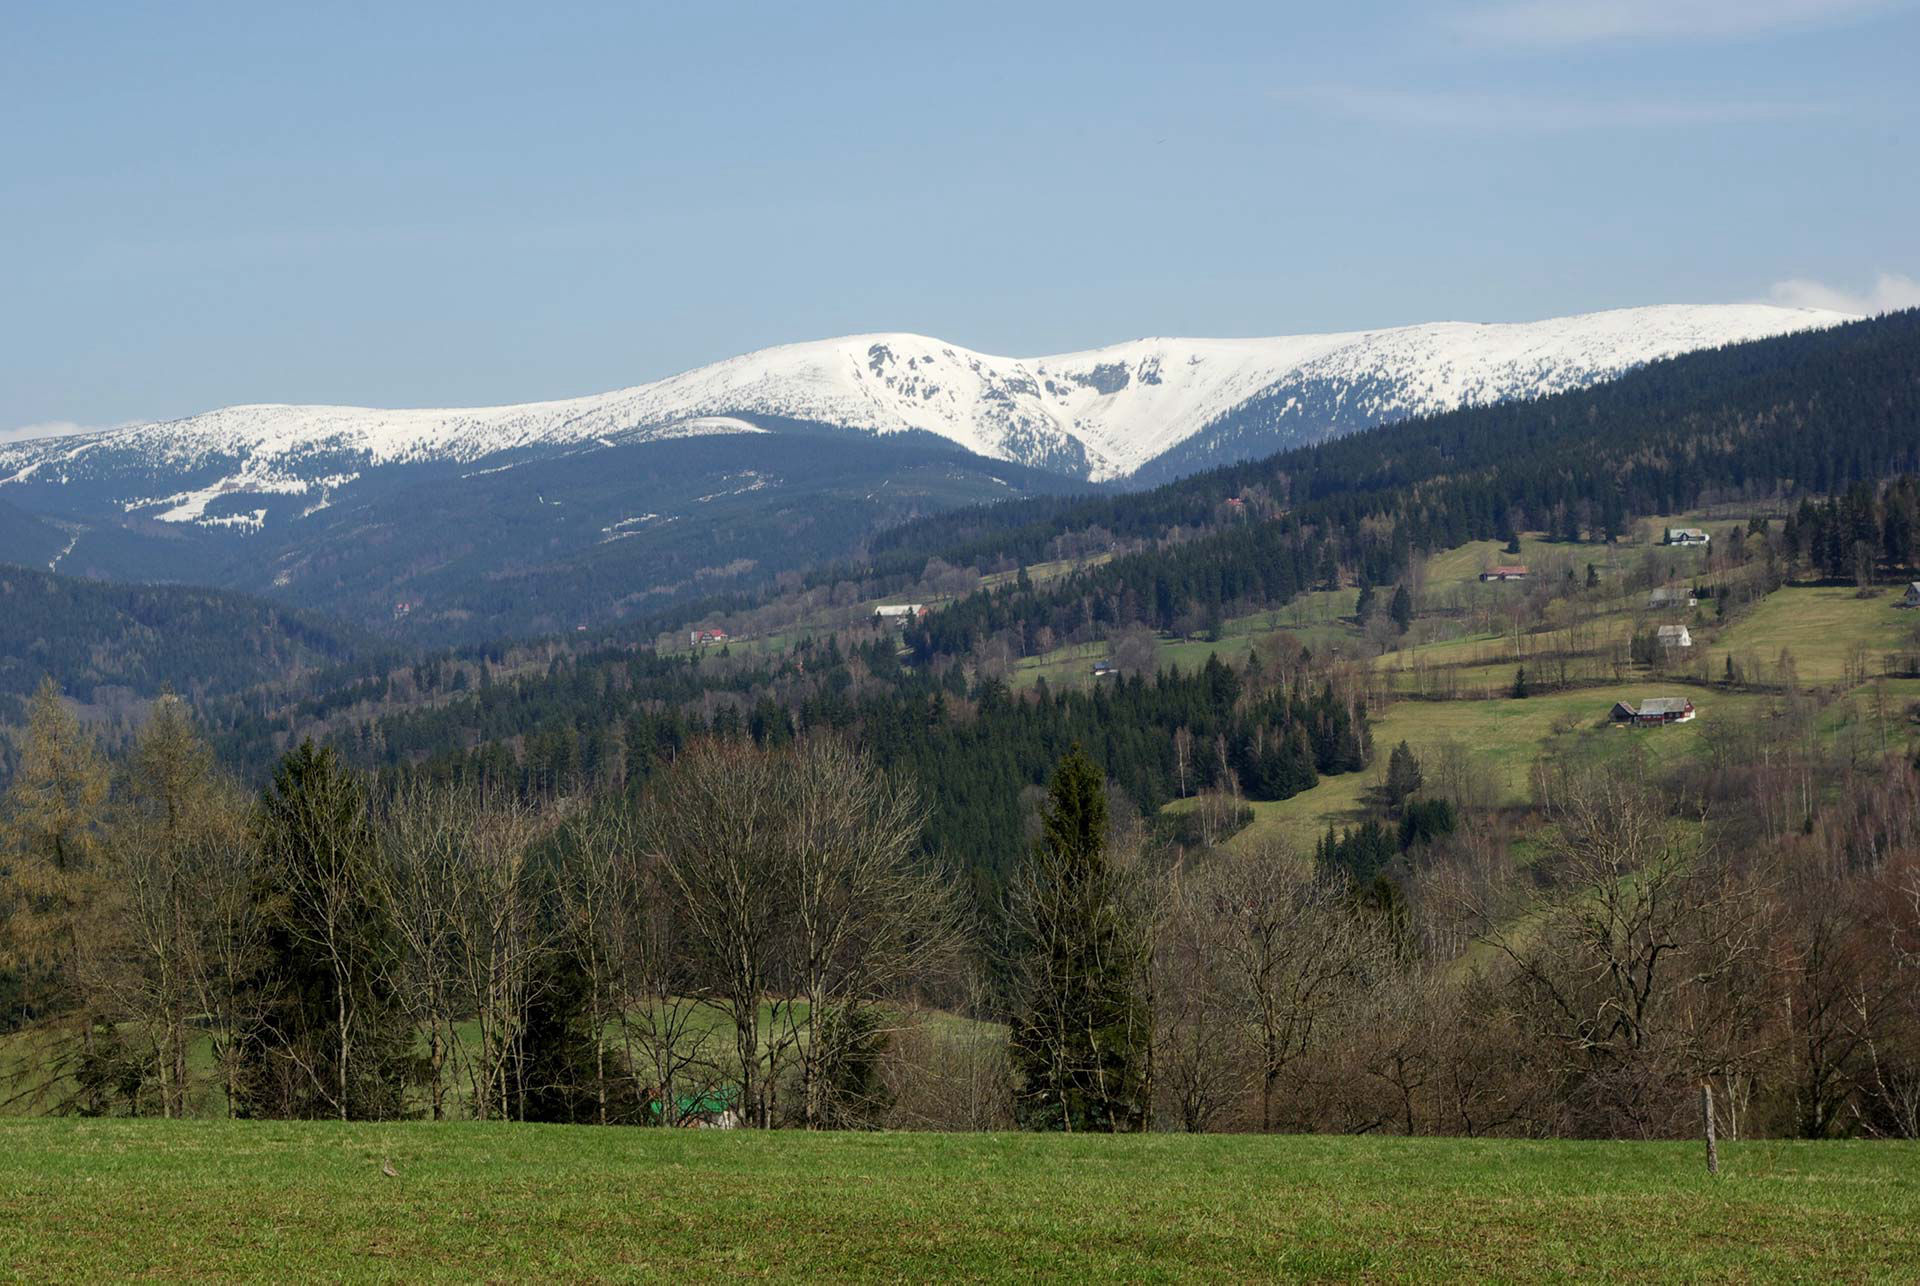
[0,564,366,732]
[214,636,1370,897]
[0,500,66,571]
[881,309,1920,568]
[834,309,1920,661]
[1,426,1091,646]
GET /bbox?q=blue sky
[3,0,1916,437]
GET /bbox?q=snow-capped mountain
[0,304,1852,533]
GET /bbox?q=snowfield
[0,304,1852,528]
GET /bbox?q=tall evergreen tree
[1383,741,1423,813]
[1389,584,1413,634]
[1007,746,1151,1132]
[239,741,414,1120]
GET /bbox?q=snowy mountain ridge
[0,304,1851,528]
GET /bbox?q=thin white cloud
[1456,0,1901,46]
[1283,85,1836,131]
[0,420,101,446]
[1768,272,1920,315]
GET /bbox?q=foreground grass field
[0,1123,1914,1281]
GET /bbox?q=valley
[3,307,1918,1244]
[12,6,1919,1278]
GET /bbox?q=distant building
[1092,660,1118,677]
[1614,697,1696,725]
[1664,527,1711,547]
[691,628,729,648]
[1647,586,1697,609]
[1900,582,1920,608]
[1480,565,1529,582]
[873,604,928,626]
[1656,624,1693,649]
[1224,497,1247,514]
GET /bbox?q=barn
[1613,696,1696,725]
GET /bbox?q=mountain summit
[0,304,1847,531]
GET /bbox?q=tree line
[6,672,1919,1140]
[240,639,1374,899]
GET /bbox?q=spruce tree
[1007,746,1150,1132]
[241,741,413,1120]
[1383,741,1423,812]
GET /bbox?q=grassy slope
[1181,686,1769,854]
[1712,585,1919,684]
[1012,589,1361,689]
[1,1122,1914,1281]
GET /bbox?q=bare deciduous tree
[772,738,963,1129]
[95,697,250,1117]
[377,783,476,1121]
[1479,767,1770,1137]
[647,740,791,1127]
[1153,861,1256,1132]
[1208,845,1371,1132]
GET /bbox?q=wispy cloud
[0,420,101,446]
[1455,0,1901,47]
[1768,271,1920,315]
[1282,85,1837,131]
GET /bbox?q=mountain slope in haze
[0,303,1849,643]
[0,496,70,570]
[246,426,1089,641]
[2,426,1089,644]
[0,563,366,717]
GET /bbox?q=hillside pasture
[1192,685,1771,853]
[1710,585,1920,685]
[1009,591,1363,690]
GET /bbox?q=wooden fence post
[1702,1082,1719,1176]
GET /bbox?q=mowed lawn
[1,1122,1915,1281]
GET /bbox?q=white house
[1656,624,1693,649]
[1664,527,1711,547]
[873,604,928,625]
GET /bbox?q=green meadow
[1,1121,1915,1281]
[1171,684,1765,853]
